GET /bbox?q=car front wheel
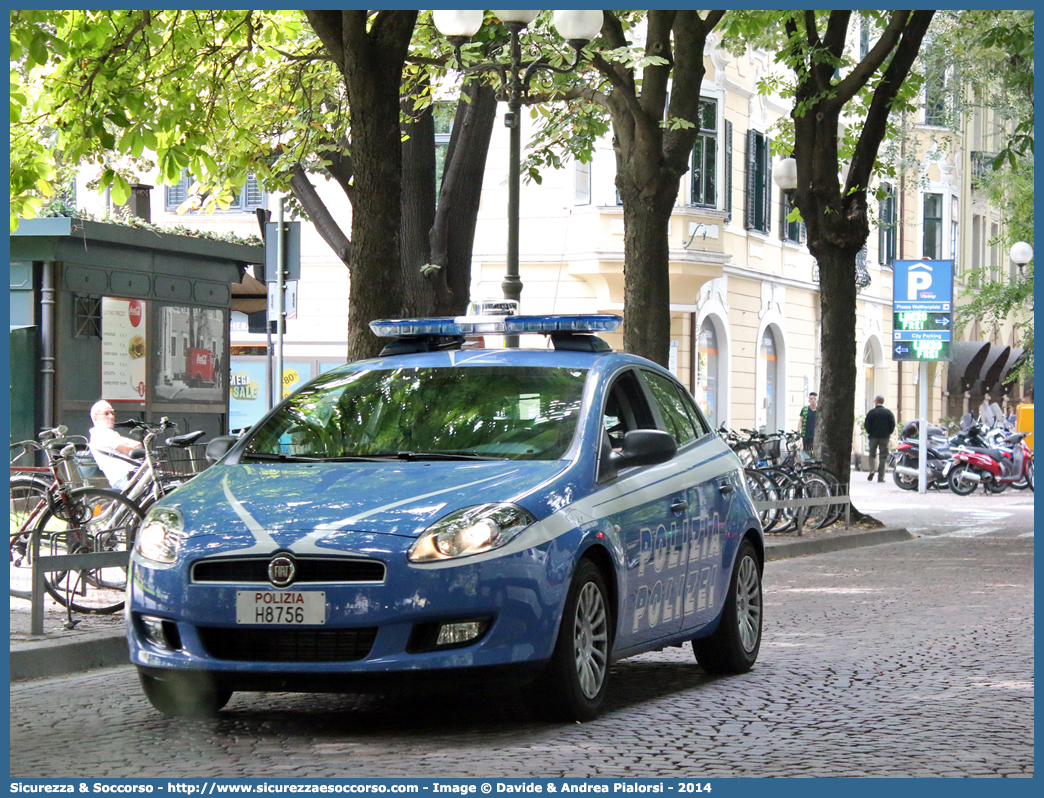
[139,671,232,718]
[539,558,612,722]
[692,538,762,674]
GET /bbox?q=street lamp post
[1010,241,1033,312]
[433,10,602,334]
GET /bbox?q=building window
[924,59,948,126]
[758,327,778,433]
[878,183,896,268]
[695,320,719,429]
[781,192,804,243]
[990,222,999,282]
[165,173,266,213]
[690,99,717,208]
[922,193,943,260]
[745,130,772,234]
[73,295,102,339]
[575,160,591,206]
[859,15,872,59]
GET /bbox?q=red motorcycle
[948,431,1034,495]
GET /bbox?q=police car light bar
[369,314,622,339]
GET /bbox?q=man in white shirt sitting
[88,400,141,491]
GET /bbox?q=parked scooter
[890,420,958,491]
[949,429,1035,495]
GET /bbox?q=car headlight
[135,507,184,564]
[408,504,536,562]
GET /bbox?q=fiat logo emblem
[268,555,296,588]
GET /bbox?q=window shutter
[244,174,264,209]
[745,130,756,229]
[723,120,733,222]
[164,174,189,211]
[762,136,772,234]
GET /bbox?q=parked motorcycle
[890,420,957,491]
[949,430,1034,495]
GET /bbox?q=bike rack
[22,528,131,635]
[752,484,851,536]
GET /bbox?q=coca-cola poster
[101,297,147,401]
[154,305,225,402]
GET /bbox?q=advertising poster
[228,360,269,432]
[154,305,226,402]
[279,361,313,400]
[101,297,147,400]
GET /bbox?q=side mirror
[609,430,677,473]
[205,436,238,464]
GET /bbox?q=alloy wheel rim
[735,556,762,653]
[573,581,609,699]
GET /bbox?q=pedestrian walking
[864,395,896,483]
[88,399,142,490]
[799,392,818,454]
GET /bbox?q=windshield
[244,365,588,461]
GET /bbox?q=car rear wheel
[539,558,612,722]
[692,538,762,674]
[139,671,232,718]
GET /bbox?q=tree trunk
[813,244,860,485]
[400,100,439,317]
[620,183,675,365]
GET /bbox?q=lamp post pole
[433,10,603,343]
[503,23,525,308]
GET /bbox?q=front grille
[198,627,378,662]
[191,556,385,585]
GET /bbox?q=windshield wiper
[241,452,325,462]
[392,451,504,461]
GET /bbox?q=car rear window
[245,366,588,461]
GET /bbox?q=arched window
[759,328,778,432]
[863,341,876,411]
[695,321,719,428]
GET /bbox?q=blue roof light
[370,314,622,339]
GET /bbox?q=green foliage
[10,10,340,229]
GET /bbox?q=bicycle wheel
[795,471,832,530]
[32,487,143,614]
[744,468,780,533]
[802,465,844,528]
[760,468,799,532]
[10,474,51,596]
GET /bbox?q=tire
[948,464,979,496]
[761,468,799,532]
[9,475,52,596]
[1027,459,1033,492]
[692,538,762,674]
[984,478,1009,494]
[744,468,780,533]
[33,487,143,614]
[796,471,831,530]
[139,671,232,718]
[891,456,918,491]
[538,558,613,722]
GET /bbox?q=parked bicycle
[10,426,142,615]
[94,417,208,513]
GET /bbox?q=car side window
[642,371,699,446]
[602,370,655,449]
[675,383,712,438]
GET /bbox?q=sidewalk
[8,510,911,682]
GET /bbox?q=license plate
[236,591,326,625]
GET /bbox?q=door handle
[718,482,734,495]
[670,499,689,514]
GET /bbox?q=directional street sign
[891,260,953,362]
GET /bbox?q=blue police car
[129,314,763,720]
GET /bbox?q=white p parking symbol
[907,266,932,300]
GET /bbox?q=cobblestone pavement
[10,530,1033,779]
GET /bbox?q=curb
[765,527,914,561]
[10,632,129,682]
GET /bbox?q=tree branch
[831,11,910,108]
[288,165,353,267]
